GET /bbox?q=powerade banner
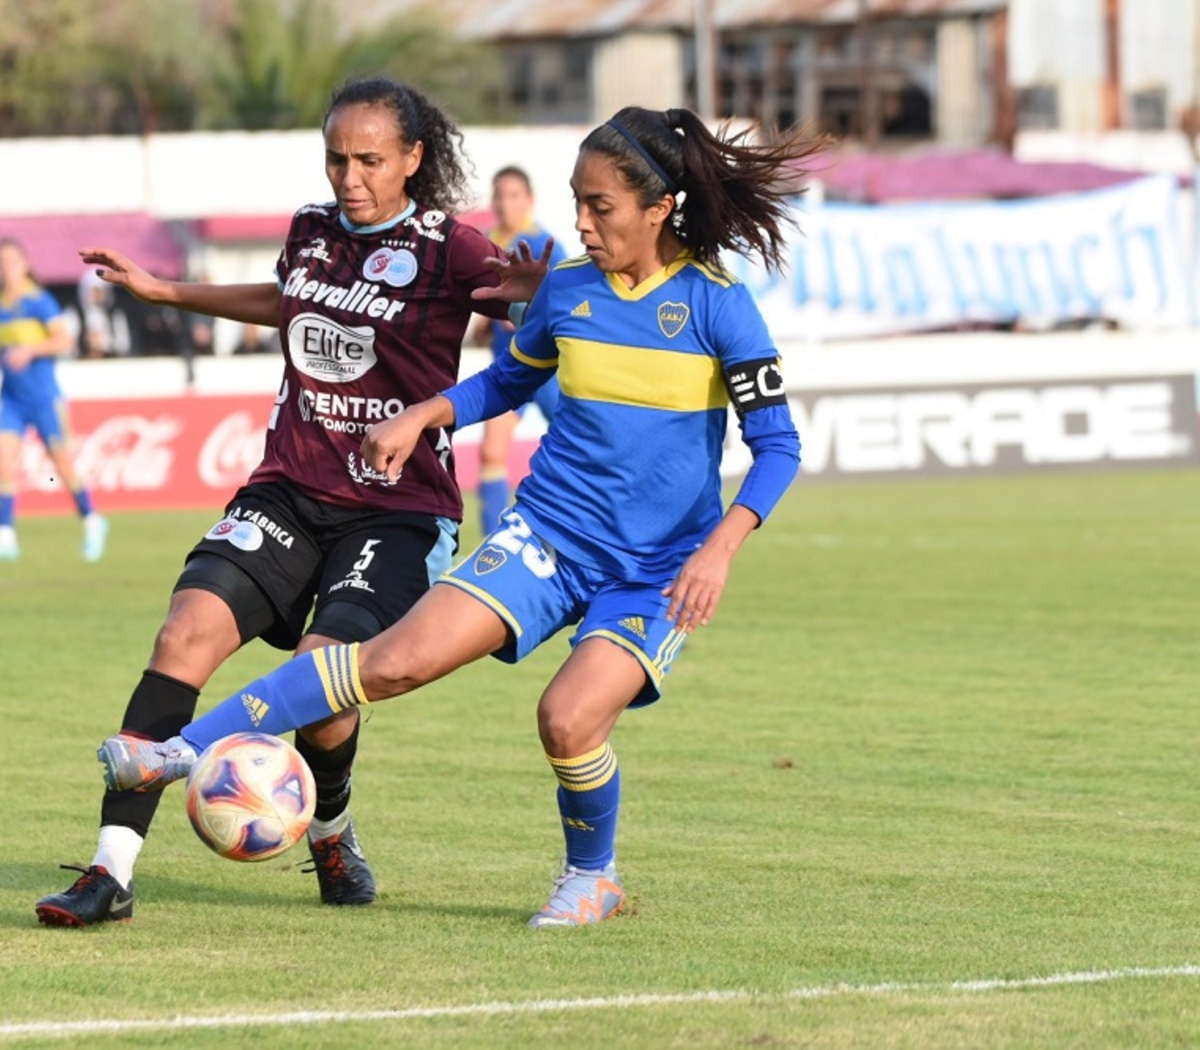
[789,375,1198,478]
[731,176,1194,340]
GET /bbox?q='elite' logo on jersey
[474,545,508,575]
[657,301,689,338]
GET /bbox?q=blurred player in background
[99,105,820,928]
[474,166,566,535]
[0,238,108,562]
[37,76,548,927]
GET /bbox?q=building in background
[366,0,1200,145]
[369,0,1007,145]
[1008,0,1200,135]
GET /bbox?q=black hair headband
[605,119,679,195]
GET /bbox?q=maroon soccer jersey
[248,202,508,518]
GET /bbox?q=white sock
[308,809,351,842]
[91,825,144,889]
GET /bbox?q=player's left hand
[3,345,33,371]
[472,238,554,305]
[662,543,734,633]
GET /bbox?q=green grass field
[2,469,1199,1048]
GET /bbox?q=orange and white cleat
[527,861,625,928]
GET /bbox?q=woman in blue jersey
[474,166,567,534]
[99,106,824,927]
[0,238,107,562]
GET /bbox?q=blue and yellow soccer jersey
[446,251,800,582]
[0,282,63,404]
[488,224,566,359]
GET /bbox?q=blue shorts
[0,395,69,448]
[440,507,686,706]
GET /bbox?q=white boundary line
[2,965,1198,1039]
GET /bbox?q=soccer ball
[185,733,316,862]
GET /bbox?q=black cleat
[36,865,133,927]
[303,817,376,906]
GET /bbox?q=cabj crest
[474,545,508,575]
[657,301,690,338]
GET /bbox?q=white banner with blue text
[728,176,1195,340]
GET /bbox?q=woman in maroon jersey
[36,77,550,927]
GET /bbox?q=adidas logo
[241,693,270,727]
[571,300,592,318]
[618,616,647,641]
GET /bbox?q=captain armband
[722,357,787,419]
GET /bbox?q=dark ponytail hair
[323,77,473,213]
[581,106,827,272]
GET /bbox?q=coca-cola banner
[16,395,272,515]
[17,393,535,516]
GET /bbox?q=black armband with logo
[722,357,787,419]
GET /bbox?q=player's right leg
[35,582,248,926]
[36,480,318,927]
[0,416,24,560]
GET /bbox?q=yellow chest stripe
[0,318,47,346]
[557,337,728,413]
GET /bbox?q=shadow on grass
[6,860,530,927]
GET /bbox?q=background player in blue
[475,166,566,534]
[0,238,108,563]
[99,105,825,927]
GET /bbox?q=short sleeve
[273,212,302,288]
[447,223,508,321]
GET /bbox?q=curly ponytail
[581,106,828,272]
[323,77,473,213]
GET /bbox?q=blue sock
[181,644,368,753]
[478,473,509,535]
[0,493,13,527]
[548,743,620,870]
[72,488,94,517]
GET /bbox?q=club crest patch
[657,301,690,338]
[473,545,508,575]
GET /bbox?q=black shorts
[180,479,457,650]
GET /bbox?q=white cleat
[0,525,18,561]
[82,514,109,562]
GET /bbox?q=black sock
[295,715,360,824]
[99,670,201,838]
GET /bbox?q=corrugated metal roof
[378,0,1005,39]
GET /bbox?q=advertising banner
[768,374,1200,478]
[731,177,1195,340]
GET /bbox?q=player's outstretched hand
[471,238,555,305]
[79,246,166,303]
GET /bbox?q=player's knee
[536,695,590,757]
[479,434,506,467]
[356,639,436,700]
[151,608,212,664]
